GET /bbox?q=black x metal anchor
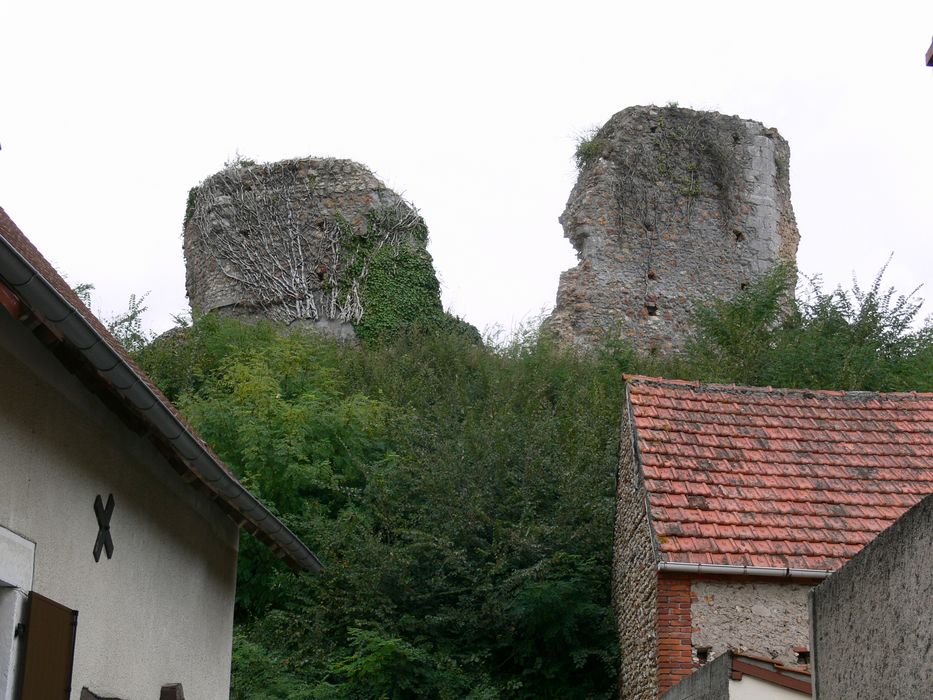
[93,494,115,562]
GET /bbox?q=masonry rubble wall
[810,493,933,699]
[547,105,799,354]
[613,400,661,699]
[691,579,812,667]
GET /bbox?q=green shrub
[574,130,608,169]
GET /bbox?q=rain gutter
[0,233,323,574]
[658,561,831,579]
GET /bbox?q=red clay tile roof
[625,375,933,572]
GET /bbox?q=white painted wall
[0,311,239,700]
[729,674,809,698]
[0,526,34,700]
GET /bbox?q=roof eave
[0,218,323,574]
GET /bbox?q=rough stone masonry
[183,157,445,341]
[547,105,799,354]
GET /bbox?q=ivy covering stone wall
[183,157,468,342]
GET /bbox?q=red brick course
[656,574,695,695]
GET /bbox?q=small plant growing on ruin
[224,151,257,169]
[183,187,198,229]
[774,152,789,181]
[574,128,608,169]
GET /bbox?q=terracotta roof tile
[626,375,933,572]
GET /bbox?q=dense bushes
[134,264,931,698]
[138,319,625,698]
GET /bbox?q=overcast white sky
[1,1,931,336]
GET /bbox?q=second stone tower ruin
[547,105,799,354]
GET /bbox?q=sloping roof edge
[0,206,322,573]
[730,652,812,694]
[623,381,664,565]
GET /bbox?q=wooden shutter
[19,592,78,700]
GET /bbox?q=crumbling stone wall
[547,106,799,353]
[183,157,446,341]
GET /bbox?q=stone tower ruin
[183,157,448,341]
[546,105,799,354]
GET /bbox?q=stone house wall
[691,579,812,666]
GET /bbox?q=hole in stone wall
[696,647,711,665]
[740,282,748,290]
[733,230,745,242]
[647,270,657,280]
[732,133,740,144]
[795,649,810,665]
[645,302,658,316]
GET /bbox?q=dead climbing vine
[188,160,426,325]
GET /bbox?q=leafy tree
[138,318,625,697]
[687,262,932,391]
[72,283,154,352]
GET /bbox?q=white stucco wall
[0,311,239,700]
[729,674,808,699]
[0,526,34,700]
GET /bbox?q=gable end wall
[0,310,238,700]
[614,397,661,699]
